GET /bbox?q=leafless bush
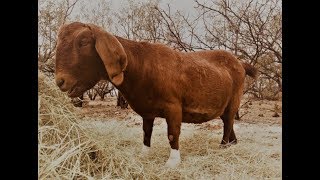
[94,80,115,100]
[86,89,97,101]
[154,0,282,100]
[38,0,80,77]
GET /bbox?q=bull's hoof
[139,145,151,157]
[220,139,232,148]
[230,139,237,145]
[165,157,181,168]
[219,143,232,149]
[219,139,237,148]
[165,149,181,168]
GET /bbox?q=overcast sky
[113,0,197,13]
[74,0,199,17]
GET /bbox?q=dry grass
[38,72,281,179]
[38,73,107,179]
[79,120,281,179]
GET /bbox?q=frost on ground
[79,117,281,179]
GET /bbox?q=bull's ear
[88,24,127,86]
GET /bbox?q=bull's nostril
[56,78,65,87]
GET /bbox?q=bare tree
[94,80,115,100]
[194,0,282,99]
[78,0,113,31]
[86,89,97,101]
[154,5,194,52]
[114,0,164,43]
[154,0,281,99]
[38,0,80,77]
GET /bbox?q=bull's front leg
[165,105,182,168]
[141,117,155,156]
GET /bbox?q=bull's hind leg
[229,128,237,144]
[220,98,241,148]
[220,112,236,148]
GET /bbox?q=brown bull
[55,22,257,168]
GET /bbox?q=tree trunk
[117,92,128,109]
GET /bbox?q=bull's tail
[241,62,258,78]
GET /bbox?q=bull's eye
[80,39,89,46]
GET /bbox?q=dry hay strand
[38,72,107,179]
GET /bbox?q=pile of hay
[38,72,281,179]
[38,73,106,179]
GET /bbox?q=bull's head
[55,22,127,97]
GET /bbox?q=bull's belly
[181,99,227,123]
[182,111,222,124]
[181,92,230,124]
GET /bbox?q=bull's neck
[112,36,145,95]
